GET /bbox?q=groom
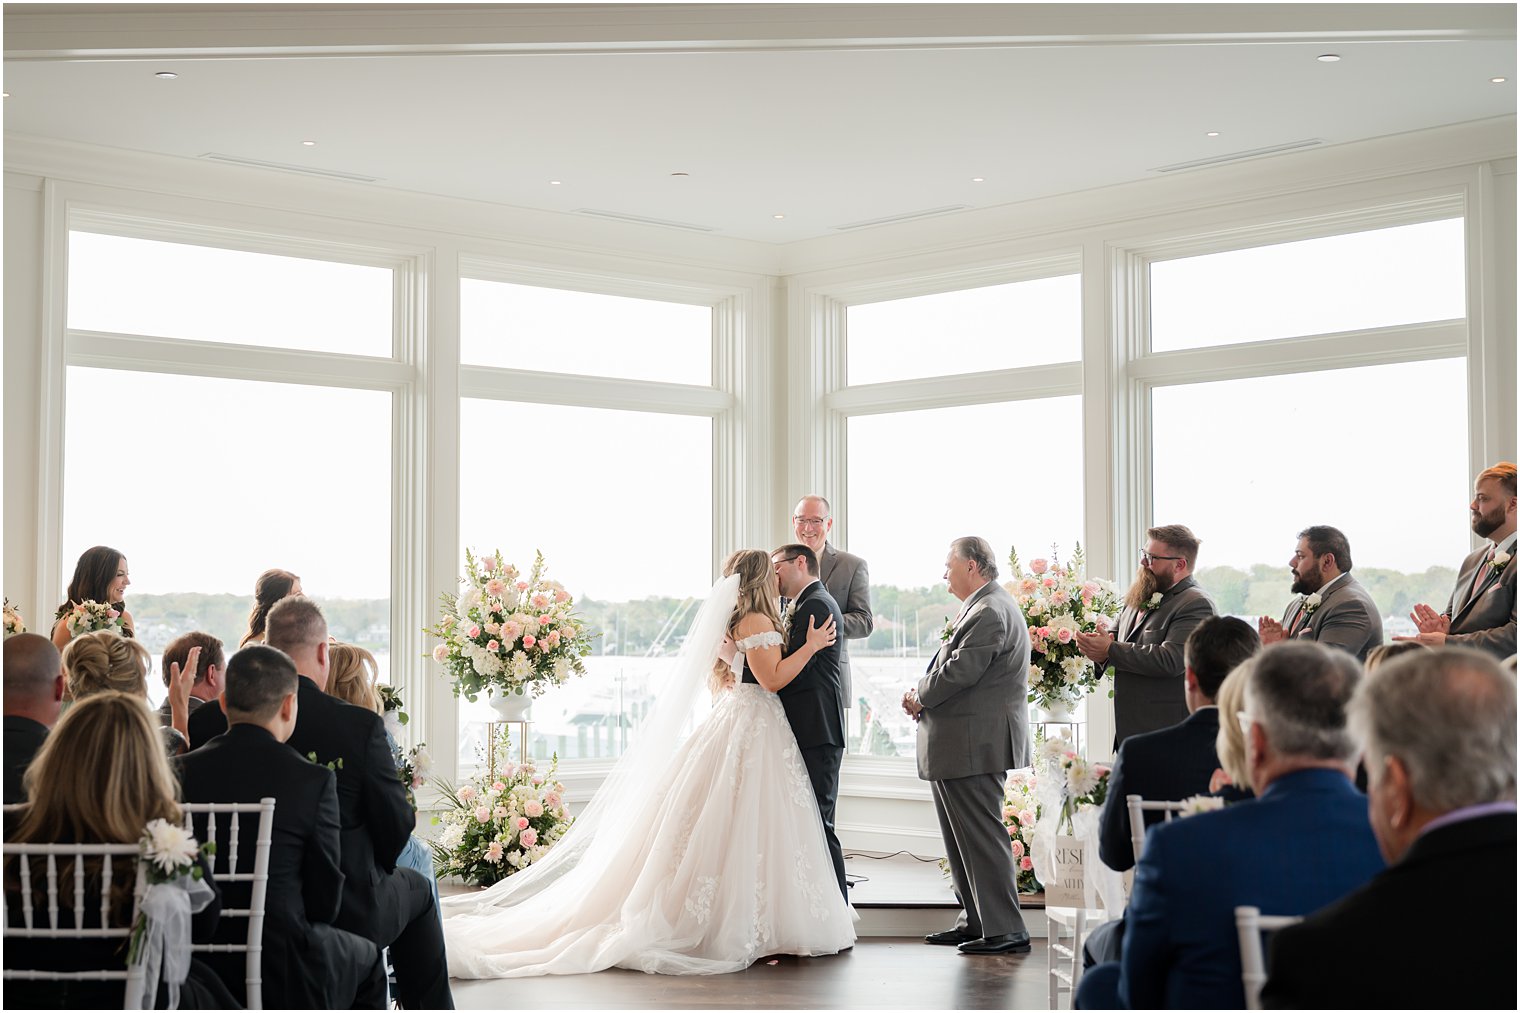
[770,544,849,901]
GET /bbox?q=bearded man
[1257,526,1383,662]
[1075,524,1217,746]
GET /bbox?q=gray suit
[1443,540,1518,659]
[1107,576,1217,747]
[819,543,873,701]
[1280,573,1384,662]
[915,580,1030,939]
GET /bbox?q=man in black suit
[3,633,64,804]
[1263,647,1516,1009]
[189,597,454,1009]
[770,543,849,900]
[180,645,387,1008]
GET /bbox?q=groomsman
[1399,462,1517,658]
[790,495,874,701]
[1258,526,1383,662]
[1075,524,1217,746]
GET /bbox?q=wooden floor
[450,936,1053,1010]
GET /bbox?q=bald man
[4,633,65,804]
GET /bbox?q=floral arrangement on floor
[379,684,431,808]
[4,598,24,637]
[1004,544,1121,711]
[426,549,595,703]
[58,600,128,639]
[1036,735,1113,834]
[431,729,573,887]
[1003,769,1043,893]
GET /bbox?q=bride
[442,549,858,977]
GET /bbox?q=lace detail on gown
[735,630,784,651]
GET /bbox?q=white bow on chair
[130,873,215,1011]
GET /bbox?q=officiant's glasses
[792,516,828,529]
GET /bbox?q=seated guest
[180,645,387,1008]
[1262,648,1516,1010]
[4,693,235,1009]
[1364,639,1427,672]
[1076,642,1385,1010]
[1099,615,1261,872]
[239,568,300,647]
[157,631,225,729]
[1258,526,1384,662]
[3,633,64,804]
[190,597,454,1009]
[1207,658,1258,802]
[64,629,198,755]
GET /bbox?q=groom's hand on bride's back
[804,614,837,652]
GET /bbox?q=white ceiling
[3,4,1515,244]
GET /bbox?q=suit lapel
[1452,548,1491,622]
[820,545,837,587]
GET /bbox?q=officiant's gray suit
[1280,573,1384,662]
[1107,576,1217,747]
[916,580,1030,940]
[1441,537,1517,659]
[819,543,873,701]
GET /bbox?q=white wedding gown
[442,582,856,979]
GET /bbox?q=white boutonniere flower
[780,601,798,638]
[939,616,955,642]
[1490,550,1512,574]
[1301,592,1323,616]
[1143,592,1163,611]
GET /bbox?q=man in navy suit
[1076,641,1384,1009]
[1263,647,1516,1009]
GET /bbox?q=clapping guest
[239,568,301,647]
[3,634,65,805]
[1262,648,1516,1009]
[157,632,225,730]
[50,545,134,649]
[63,630,198,755]
[1257,526,1383,662]
[4,693,235,1009]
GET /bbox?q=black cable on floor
[842,849,943,863]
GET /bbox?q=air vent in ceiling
[198,153,380,183]
[831,205,971,231]
[1151,139,1325,173]
[572,209,718,233]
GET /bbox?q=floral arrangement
[431,729,573,887]
[1005,544,1122,710]
[379,684,431,808]
[1036,735,1112,834]
[1179,794,1227,817]
[427,549,595,703]
[128,819,214,963]
[1003,769,1043,893]
[3,597,24,637]
[60,599,127,639]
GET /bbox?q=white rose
[1493,550,1511,566]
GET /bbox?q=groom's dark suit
[745,579,848,899]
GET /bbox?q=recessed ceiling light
[154,71,179,79]
[772,214,785,220]
[549,180,562,185]
[1492,77,1508,84]
[971,177,985,182]
[1206,131,1220,137]
[301,140,316,147]
[1317,54,1341,63]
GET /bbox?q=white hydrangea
[1060,655,1089,684]
[438,823,465,849]
[1028,663,1045,686]
[1046,613,1080,634]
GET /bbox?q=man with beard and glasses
[1398,462,1516,659]
[1075,524,1216,746]
[1258,525,1383,662]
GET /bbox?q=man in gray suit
[1399,461,1517,659]
[1076,524,1217,746]
[791,495,874,702]
[1259,526,1384,662]
[902,536,1031,956]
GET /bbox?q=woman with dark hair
[240,568,301,647]
[50,545,133,649]
[3,692,236,1008]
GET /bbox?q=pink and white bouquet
[430,730,572,888]
[61,599,127,639]
[427,549,595,703]
[1003,769,1043,893]
[4,597,24,637]
[1005,544,1121,710]
[1035,735,1113,834]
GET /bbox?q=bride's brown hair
[710,550,783,693]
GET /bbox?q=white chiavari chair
[1235,904,1303,1010]
[180,798,275,1011]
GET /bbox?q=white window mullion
[827,361,1082,417]
[459,364,732,416]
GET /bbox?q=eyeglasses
[1140,550,1184,564]
[792,516,829,529]
[772,556,801,567]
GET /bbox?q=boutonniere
[939,616,955,642]
[780,601,797,638]
[1300,592,1323,616]
[1143,592,1163,612]
[307,751,345,772]
[1490,550,1512,574]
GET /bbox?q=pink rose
[519,828,538,848]
[1042,576,1056,588]
[474,805,492,823]
[544,791,562,807]
[1038,626,1052,639]
[532,775,544,786]
[458,785,477,802]
[1006,824,1017,837]
[107,608,121,619]
[516,816,530,831]
[1031,640,1047,654]
[546,631,561,648]
[501,763,516,780]
[1094,764,1112,777]
[524,799,544,818]
[431,643,449,663]
[523,634,537,649]
[485,841,504,863]
[1018,809,1036,826]
[1030,559,1049,575]
[516,581,529,591]
[487,639,500,652]
[481,556,497,573]
[1011,839,1025,859]
[491,781,506,792]
[1056,628,1073,644]
[1019,856,1034,871]
[467,624,481,639]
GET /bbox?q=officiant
[789,495,873,706]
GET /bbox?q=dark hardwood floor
[451,936,1052,1009]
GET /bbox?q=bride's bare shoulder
[733,611,778,638]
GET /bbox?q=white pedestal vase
[488,691,532,722]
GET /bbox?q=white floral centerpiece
[431,729,573,888]
[1029,735,1125,913]
[426,549,595,706]
[1005,544,1122,712]
[4,597,24,637]
[59,600,127,639]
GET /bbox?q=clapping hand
[902,688,923,721]
[804,614,836,652]
[1074,630,1112,664]
[1257,616,1285,645]
[1409,603,1450,634]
